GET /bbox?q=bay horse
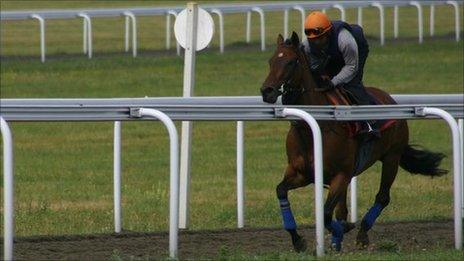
[260,32,447,252]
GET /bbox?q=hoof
[330,242,342,252]
[341,221,356,233]
[293,236,307,253]
[356,231,369,249]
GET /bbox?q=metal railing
[1,1,461,62]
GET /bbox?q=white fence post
[1,118,14,261]
[422,108,462,250]
[211,9,224,53]
[179,2,198,229]
[372,2,385,46]
[123,11,137,57]
[447,1,461,42]
[333,4,346,22]
[293,6,305,40]
[113,121,122,233]
[30,14,45,63]
[283,9,289,38]
[357,7,363,27]
[246,11,251,43]
[166,10,180,56]
[281,109,324,257]
[237,121,245,228]
[77,13,92,59]
[410,1,424,44]
[251,7,265,51]
[394,5,399,39]
[138,108,180,258]
[430,4,435,36]
[459,119,464,217]
[350,177,357,223]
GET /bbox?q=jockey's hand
[315,78,334,92]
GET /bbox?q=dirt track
[2,219,456,259]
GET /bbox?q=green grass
[0,1,463,259]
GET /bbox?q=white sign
[174,7,214,51]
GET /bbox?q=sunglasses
[304,27,324,36]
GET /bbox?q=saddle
[326,88,397,138]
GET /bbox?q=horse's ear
[277,34,284,46]
[291,31,300,48]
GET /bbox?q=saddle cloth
[326,88,397,138]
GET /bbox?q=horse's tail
[399,145,448,177]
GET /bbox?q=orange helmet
[304,11,332,39]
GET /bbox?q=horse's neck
[299,72,329,106]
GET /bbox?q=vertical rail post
[422,108,462,250]
[211,9,224,53]
[113,121,122,233]
[357,7,363,27]
[136,108,180,258]
[447,1,461,42]
[372,2,385,46]
[237,121,245,228]
[333,4,346,22]
[394,5,399,39]
[78,13,92,59]
[459,119,464,216]
[283,9,289,38]
[30,14,45,62]
[166,11,180,55]
[410,1,423,44]
[430,4,435,36]
[293,6,306,39]
[246,11,251,43]
[123,11,137,57]
[179,2,198,229]
[1,117,14,261]
[280,109,324,257]
[350,177,357,222]
[251,7,265,51]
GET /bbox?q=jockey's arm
[331,29,358,87]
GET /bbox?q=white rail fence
[1,94,463,260]
[1,1,462,62]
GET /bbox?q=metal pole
[284,9,289,39]
[459,119,464,217]
[246,11,251,43]
[237,121,245,228]
[372,3,385,46]
[167,11,180,55]
[281,109,324,257]
[350,177,357,222]
[422,108,462,250]
[125,15,130,52]
[293,6,305,39]
[166,13,171,50]
[114,121,122,233]
[30,14,45,63]
[333,4,346,22]
[78,13,92,59]
[394,5,399,39]
[211,9,224,53]
[410,1,423,44]
[357,7,363,27]
[138,108,179,259]
[447,1,461,42]
[179,2,198,229]
[430,5,435,37]
[1,117,14,261]
[82,16,87,54]
[123,12,137,57]
[252,7,265,51]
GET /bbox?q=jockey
[301,11,379,136]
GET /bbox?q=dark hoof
[330,242,342,252]
[356,231,369,249]
[342,221,356,233]
[293,236,307,253]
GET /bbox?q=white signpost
[174,2,214,229]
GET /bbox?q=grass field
[0,1,463,259]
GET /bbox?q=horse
[260,32,447,252]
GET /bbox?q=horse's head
[261,32,306,104]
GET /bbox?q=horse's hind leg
[276,164,310,252]
[335,190,356,233]
[356,154,400,248]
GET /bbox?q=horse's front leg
[324,173,351,251]
[276,164,310,252]
[335,190,356,234]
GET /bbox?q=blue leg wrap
[330,220,344,251]
[361,203,383,231]
[279,198,296,230]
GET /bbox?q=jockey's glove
[315,78,335,92]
